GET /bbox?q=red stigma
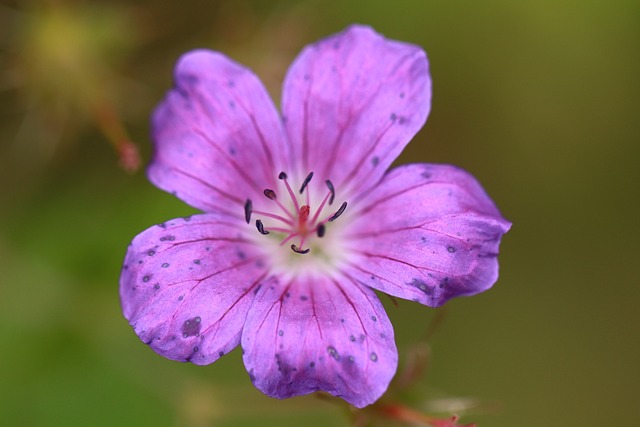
[299,205,310,223]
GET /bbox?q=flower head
[120,25,510,408]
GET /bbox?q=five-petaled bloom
[120,25,511,408]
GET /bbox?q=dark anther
[328,201,347,222]
[244,199,252,224]
[291,244,310,254]
[325,180,335,205]
[316,224,326,238]
[256,219,269,235]
[278,171,288,180]
[299,172,314,193]
[263,189,276,200]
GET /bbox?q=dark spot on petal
[182,317,202,338]
[147,250,155,256]
[161,263,169,268]
[154,284,160,290]
[159,235,176,242]
[178,295,184,301]
[390,113,397,121]
[398,116,408,125]
[371,316,377,322]
[184,216,191,222]
[182,73,199,86]
[219,351,224,357]
[176,85,189,100]
[237,250,246,260]
[278,330,284,337]
[348,356,355,363]
[309,361,315,368]
[371,156,379,166]
[349,335,356,342]
[411,278,433,295]
[193,346,199,352]
[340,318,345,323]
[142,275,151,282]
[447,246,456,253]
[253,284,262,295]
[300,295,308,301]
[370,352,378,362]
[327,346,340,361]
[193,259,201,265]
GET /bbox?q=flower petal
[149,50,290,214]
[345,164,511,307]
[119,214,267,365]
[241,275,397,408]
[282,25,431,195]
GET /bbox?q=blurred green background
[1,0,638,426]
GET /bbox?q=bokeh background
[1,0,638,426]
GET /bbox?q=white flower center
[244,171,351,279]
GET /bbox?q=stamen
[279,170,300,212]
[249,171,346,251]
[244,199,252,224]
[291,244,310,254]
[256,219,269,235]
[263,189,276,200]
[325,180,335,205]
[251,209,294,226]
[310,190,332,224]
[299,172,314,194]
[328,201,347,222]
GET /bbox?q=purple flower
[120,25,510,408]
